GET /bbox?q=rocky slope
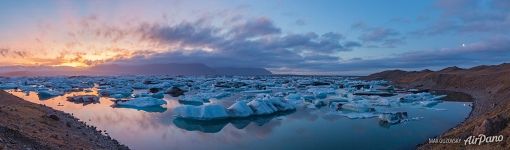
[363,63,510,149]
[0,90,129,150]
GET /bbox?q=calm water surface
[7,89,471,150]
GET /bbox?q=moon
[462,43,466,47]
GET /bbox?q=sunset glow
[1,0,509,74]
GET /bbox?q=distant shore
[363,63,510,149]
[0,90,129,149]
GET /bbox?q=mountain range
[0,63,272,76]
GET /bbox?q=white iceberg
[116,97,167,107]
[418,100,441,107]
[307,87,336,99]
[227,101,254,117]
[285,93,302,101]
[247,99,278,115]
[173,104,229,120]
[400,93,446,102]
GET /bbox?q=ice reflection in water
[7,89,471,150]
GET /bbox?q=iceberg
[178,95,208,105]
[116,97,167,107]
[419,100,441,107]
[307,87,336,99]
[247,99,278,115]
[340,103,375,112]
[242,89,272,94]
[378,112,408,124]
[400,93,446,103]
[227,101,254,117]
[37,89,64,99]
[0,83,18,89]
[173,104,230,120]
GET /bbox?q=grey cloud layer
[117,17,360,71]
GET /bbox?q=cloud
[298,36,510,75]
[0,48,29,58]
[352,22,404,48]
[415,0,510,35]
[108,16,360,72]
[228,17,281,38]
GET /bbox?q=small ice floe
[339,112,378,119]
[132,92,164,99]
[178,95,209,105]
[98,88,133,98]
[67,95,100,104]
[400,93,446,103]
[242,89,272,94]
[0,83,18,89]
[340,103,375,112]
[198,92,231,100]
[353,91,395,97]
[307,87,336,99]
[116,97,167,107]
[378,112,408,124]
[418,100,441,107]
[227,101,254,117]
[248,99,278,115]
[37,89,64,99]
[173,104,230,120]
[285,93,302,101]
[131,82,148,89]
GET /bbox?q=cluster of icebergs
[174,94,295,120]
[0,75,447,126]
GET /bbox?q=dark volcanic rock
[166,87,186,97]
[474,115,508,136]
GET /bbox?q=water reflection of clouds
[6,90,472,150]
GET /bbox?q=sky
[0,0,509,75]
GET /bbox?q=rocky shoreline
[0,90,129,150]
[363,63,510,149]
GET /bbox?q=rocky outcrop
[0,90,129,150]
[363,63,510,149]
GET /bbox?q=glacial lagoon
[2,76,471,150]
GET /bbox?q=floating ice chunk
[99,88,132,98]
[378,112,408,124]
[133,92,164,99]
[116,97,167,107]
[110,94,125,99]
[227,101,254,117]
[269,98,296,111]
[242,89,272,93]
[173,104,229,120]
[248,99,278,115]
[307,88,336,95]
[341,112,378,119]
[341,103,375,112]
[400,92,446,102]
[0,83,18,89]
[179,95,208,105]
[37,89,64,99]
[131,82,148,89]
[285,93,302,101]
[419,100,441,107]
